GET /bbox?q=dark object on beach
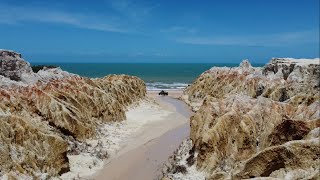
[159,90,168,96]
[31,65,58,73]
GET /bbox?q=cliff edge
[165,58,319,180]
[0,50,146,179]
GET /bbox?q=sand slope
[73,92,192,180]
[94,93,189,180]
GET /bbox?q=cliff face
[0,50,146,178]
[182,59,319,111]
[0,50,76,88]
[181,58,319,179]
[0,50,33,81]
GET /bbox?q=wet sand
[92,91,193,180]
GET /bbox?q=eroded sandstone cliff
[182,59,319,111]
[0,50,146,179]
[171,58,319,179]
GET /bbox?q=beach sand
[88,91,192,180]
[60,90,192,179]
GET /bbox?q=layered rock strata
[174,58,319,179]
[0,50,146,178]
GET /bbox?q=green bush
[31,65,58,73]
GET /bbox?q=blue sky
[0,0,319,63]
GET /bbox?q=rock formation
[0,50,146,179]
[170,58,319,179]
[0,49,76,88]
[182,58,319,111]
[0,50,33,81]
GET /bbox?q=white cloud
[108,0,158,21]
[176,30,319,46]
[0,3,126,32]
[160,26,197,34]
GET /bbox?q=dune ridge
[0,50,146,179]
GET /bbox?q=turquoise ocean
[33,63,264,90]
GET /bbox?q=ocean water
[33,63,264,90]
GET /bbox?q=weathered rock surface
[179,58,320,179]
[182,58,319,111]
[0,49,76,88]
[0,50,33,81]
[0,50,146,179]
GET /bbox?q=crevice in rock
[48,121,75,137]
[186,154,195,166]
[260,155,285,177]
[268,119,310,146]
[255,84,265,97]
[58,152,70,175]
[279,88,289,102]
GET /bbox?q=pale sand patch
[93,124,190,180]
[91,94,192,180]
[59,94,190,180]
[164,139,206,180]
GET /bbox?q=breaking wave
[146,82,189,91]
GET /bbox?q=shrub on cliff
[31,65,58,73]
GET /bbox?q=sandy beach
[90,91,192,180]
[64,90,192,180]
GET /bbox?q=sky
[0,0,319,63]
